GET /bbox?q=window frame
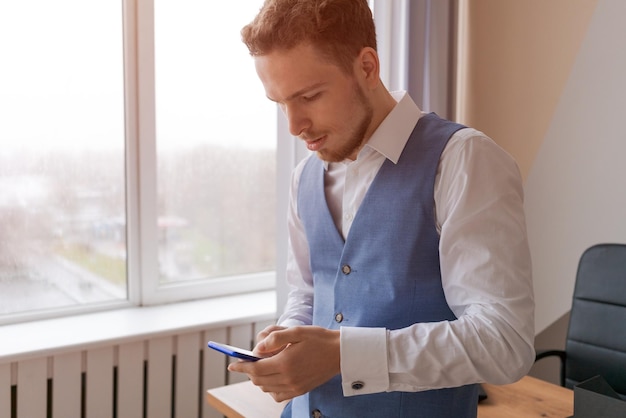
[125,0,279,307]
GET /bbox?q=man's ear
[356,47,380,89]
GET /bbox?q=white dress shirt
[278,91,535,396]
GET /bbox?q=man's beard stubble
[317,82,374,163]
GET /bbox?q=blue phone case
[207,341,261,361]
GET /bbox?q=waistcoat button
[312,409,322,418]
[341,264,351,275]
[335,313,344,323]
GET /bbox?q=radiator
[0,319,274,418]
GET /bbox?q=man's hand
[228,326,340,402]
[253,324,289,357]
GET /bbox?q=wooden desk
[479,375,573,417]
[207,375,573,418]
[207,381,286,418]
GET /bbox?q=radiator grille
[0,320,273,418]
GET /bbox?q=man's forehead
[254,49,340,102]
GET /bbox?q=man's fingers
[260,327,302,352]
[254,325,290,356]
[228,356,281,376]
[256,325,285,341]
[252,378,303,402]
[255,331,294,356]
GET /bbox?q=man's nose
[283,104,310,137]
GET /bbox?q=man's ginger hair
[241,0,377,74]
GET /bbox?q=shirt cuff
[340,326,389,396]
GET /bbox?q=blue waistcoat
[285,113,478,418]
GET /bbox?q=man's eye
[302,92,321,102]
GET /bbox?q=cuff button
[351,381,364,390]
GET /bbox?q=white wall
[460,0,626,334]
[525,0,626,332]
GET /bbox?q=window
[0,0,276,323]
[154,0,276,284]
[0,1,126,319]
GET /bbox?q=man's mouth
[305,135,326,152]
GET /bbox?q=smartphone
[207,341,262,361]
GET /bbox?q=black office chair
[534,243,626,399]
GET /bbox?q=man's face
[255,43,373,162]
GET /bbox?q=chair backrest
[565,243,626,397]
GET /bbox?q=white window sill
[0,291,276,362]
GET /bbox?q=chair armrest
[534,349,566,387]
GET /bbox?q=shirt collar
[366,91,422,164]
[322,91,423,169]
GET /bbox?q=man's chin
[316,150,342,163]
[316,145,360,163]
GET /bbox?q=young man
[229,1,535,417]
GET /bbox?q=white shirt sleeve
[341,129,535,395]
[277,157,315,327]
